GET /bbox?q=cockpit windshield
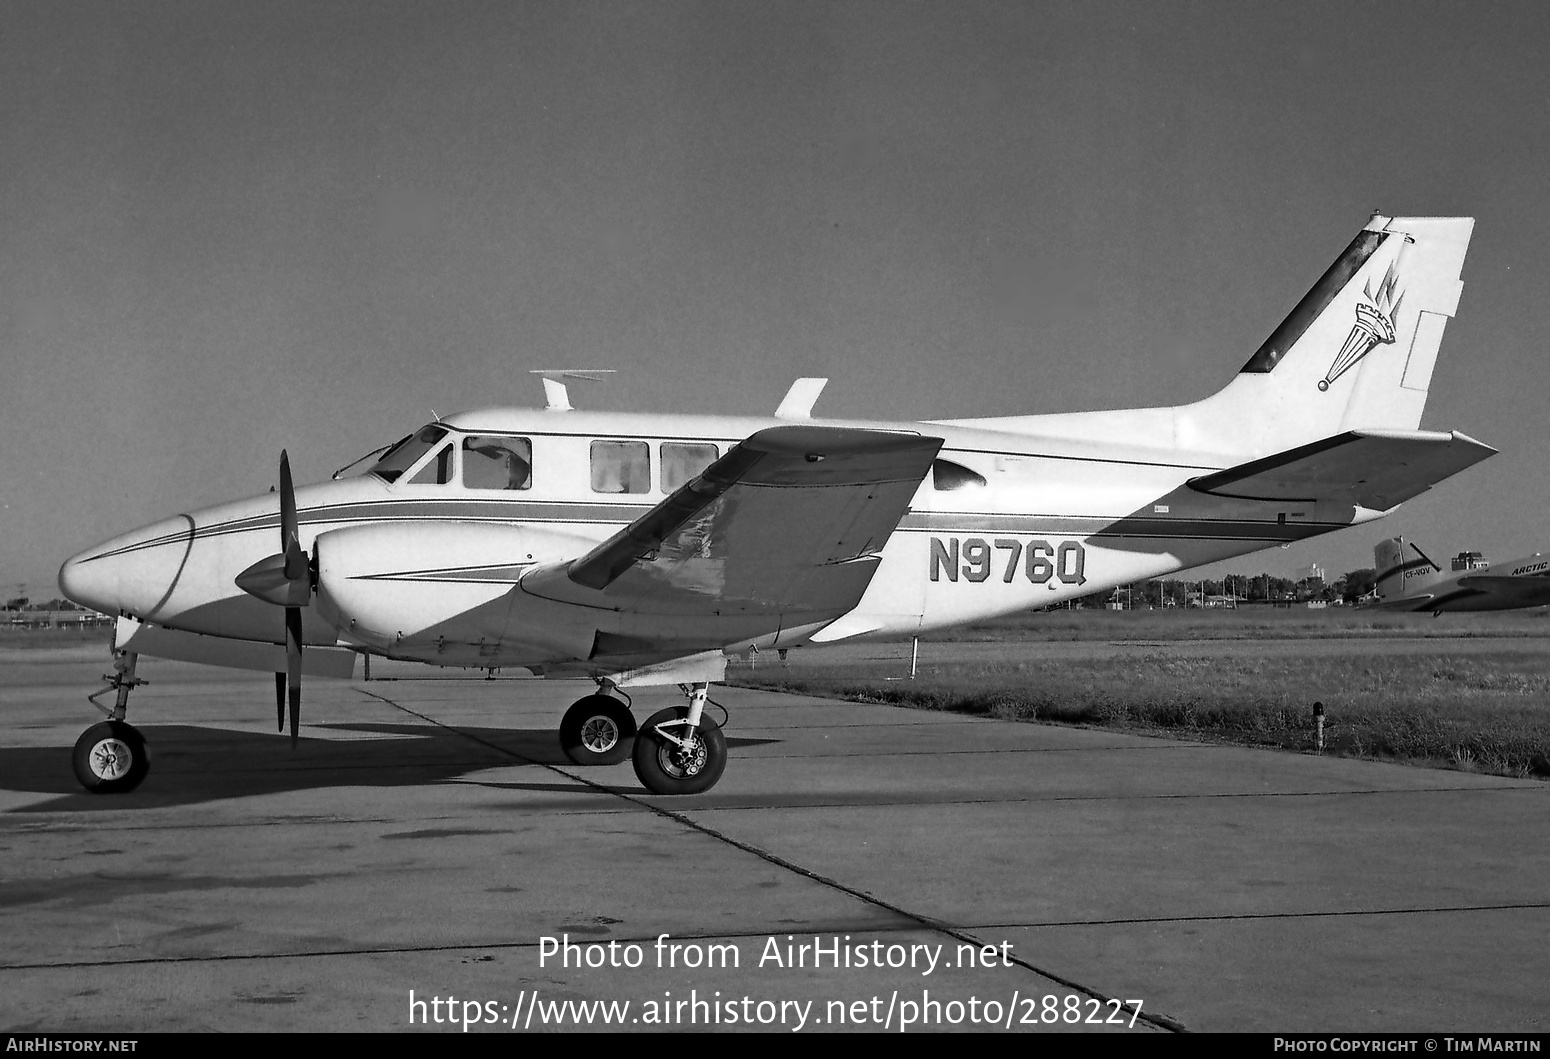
[368,425,448,483]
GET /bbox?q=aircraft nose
[58,515,196,619]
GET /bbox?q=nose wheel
[73,720,150,793]
[75,649,152,793]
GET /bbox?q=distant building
[6,610,113,629]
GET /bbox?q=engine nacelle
[314,522,598,657]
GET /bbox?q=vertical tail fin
[1373,536,1440,601]
[934,213,1476,462]
[1373,537,1407,601]
[1180,214,1474,456]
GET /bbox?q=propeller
[235,451,311,747]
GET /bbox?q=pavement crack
[356,687,1184,1033]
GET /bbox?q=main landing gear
[557,681,728,795]
[559,689,637,766]
[74,651,151,793]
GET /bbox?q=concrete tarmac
[1,645,1546,1033]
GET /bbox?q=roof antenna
[530,369,615,411]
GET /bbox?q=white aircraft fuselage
[59,406,1376,674]
[53,213,1496,795]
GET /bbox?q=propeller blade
[280,451,309,582]
[285,606,303,749]
[235,452,313,606]
[280,450,297,547]
[274,672,286,733]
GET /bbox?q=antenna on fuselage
[530,369,616,411]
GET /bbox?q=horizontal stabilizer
[1187,429,1495,509]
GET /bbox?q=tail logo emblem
[1319,262,1404,391]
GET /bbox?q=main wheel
[559,695,636,765]
[631,706,727,795]
[72,721,151,794]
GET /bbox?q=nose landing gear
[74,651,151,793]
[73,720,150,793]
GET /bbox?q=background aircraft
[1371,537,1550,613]
[58,213,1491,797]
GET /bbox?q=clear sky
[4,0,1548,599]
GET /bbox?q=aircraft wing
[520,425,942,644]
[1186,429,1496,509]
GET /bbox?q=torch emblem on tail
[1319,262,1404,391]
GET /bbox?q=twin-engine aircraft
[1370,538,1550,613]
[59,214,1493,796]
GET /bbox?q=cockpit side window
[660,442,718,493]
[369,426,447,483]
[463,436,533,490]
[408,443,455,486]
[932,459,986,491]
[591,440,650,494]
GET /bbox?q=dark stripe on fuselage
[352,561,538,583]
[896,512,1337,542]
[79,498,656,561]
[84,495,1328,563]
[1377,556,1437,580]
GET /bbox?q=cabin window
[463,436,533,490]
[408,443,455,485]
[660,442,718,492]
[369,425,447,483]
[932,459,987,491]
[591,440,650,494]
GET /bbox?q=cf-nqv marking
[930,537,1087,586]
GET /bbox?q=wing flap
[1187,429,1495,508]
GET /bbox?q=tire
[559,695,636,766]
[631,706,727,795]
[72,721,150,794]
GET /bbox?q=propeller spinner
[234,451,311,747]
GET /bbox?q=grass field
[727,607,1550,779]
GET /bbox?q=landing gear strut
[630,682,727,795]
[559,686,637,766]
[74,651,151,793]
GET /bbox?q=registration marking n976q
[929,537,1087,586]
